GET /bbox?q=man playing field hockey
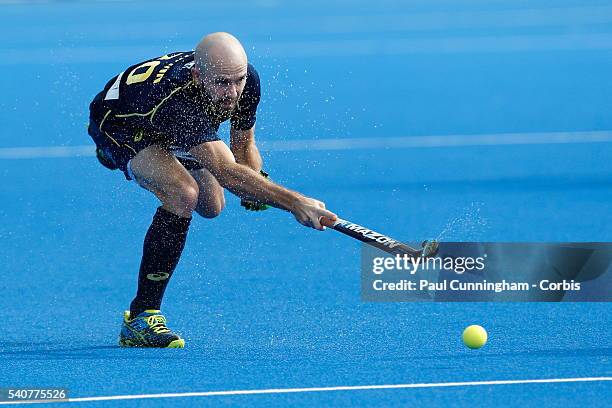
[88,32,336,348]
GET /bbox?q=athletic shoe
[118,310,184,348]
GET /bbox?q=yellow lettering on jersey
[153,63,174,84]
[133,129,144,142]
[126,61,161,85]
[159,53,180,60]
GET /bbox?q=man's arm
[230,126,262,171]
[231,126,269,211]
[189,140,336,230]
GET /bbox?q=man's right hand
[290,196,337,231]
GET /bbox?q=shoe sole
[118,338,185,348]
[167,339,185,348]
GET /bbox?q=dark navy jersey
[90,51,260,150]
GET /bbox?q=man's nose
[226,84,238,99]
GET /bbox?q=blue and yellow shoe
[119,310,185,348]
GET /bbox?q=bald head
[194,32,247,75]
[192,32,249,113]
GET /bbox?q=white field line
[0,145,94,159]
[1,130,612,160]
[4,6,612,41]
[4,32,612,64]
[259,130,612,151]
[0,377,610,404]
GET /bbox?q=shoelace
[146,315,171,334]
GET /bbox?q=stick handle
[320,216,438,257]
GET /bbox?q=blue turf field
[1,0,611,406]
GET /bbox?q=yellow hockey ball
[462,325,487,349]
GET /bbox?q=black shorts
[87,118,207,181]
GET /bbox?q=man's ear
[191,65,200,81]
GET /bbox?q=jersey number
[125,61,160,85]
[125,54,183,85]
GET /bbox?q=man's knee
[161,179,200,216]
[196,193,225,218]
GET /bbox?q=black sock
[129,207,191,318]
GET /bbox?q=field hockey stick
[320,216,439,257]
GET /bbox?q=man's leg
[128,145,199,317]
[190,167,226,219]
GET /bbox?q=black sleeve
[231,63,261,130]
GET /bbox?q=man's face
[193,64,247,114]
